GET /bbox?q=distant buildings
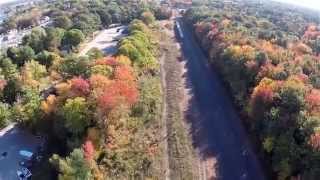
[0,16,51,49]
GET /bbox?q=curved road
[176,18,266,180]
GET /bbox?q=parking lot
[0,124,41,179]
[79,25,128,56]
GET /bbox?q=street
[176,18,266,180]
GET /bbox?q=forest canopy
[184,0,320,179]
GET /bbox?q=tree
[72,13,101,35]
[22,27,47,53]
[114,65,135,82]
[0,102,11,128]
[41,95,57,115]
[98,80,138,111]
[82,140,95,161]
[305,89,320,114]
[7,46,35,66]
[2,80,20,104]
[155,6,172,20]
[89,74,111,95]
[62,29,85,51]
[50,149,92,180]
[96,9,112,27]
[70,77,90,97]
[279,78,306,113]
[44,27,65,52]
[35,51,55,67]
[12,89,41,126]
[62,97,90,135]
[250,78,275,119]
[53,15,72,29]
[86,48,104,60]
[59,55,90,78]
[20,60,48,90]
[140,11,155,25]
[0,57,19,80]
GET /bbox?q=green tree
[44,27,65,52]
[62,29,85,51]
[86,47,104,60]
[59,55,90,78]
[0,57,19,80]
[7,46,35,66]
[72,13,101,35]
[35,50,60,67]
[62,97,90,135]
[12,89,41,126]
[50,149,92,180]
[53,15,73,29]
[2,80,21,104]
[0,102,11,128]
[96,9,112,27]
[22,27,47,53]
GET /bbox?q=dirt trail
[159,20,201,180]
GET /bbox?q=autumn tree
[140,11,155,25]
[70,77,90,97]
[250,78,275,120]
[98,80,138,111]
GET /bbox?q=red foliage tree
[0,79,7,91]
[70,77,90,96]
[82,140,95,161]
[98,80,138,111]
[305,89,320,113]
[310,132,320,150]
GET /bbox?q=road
[176,18,266,180]
[79,26,127,56]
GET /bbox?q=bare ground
[158,20,202,180]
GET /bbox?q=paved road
[176,18,266,180]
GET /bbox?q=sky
[273,0,320,10]
[0,0,20,6]
[0,0,319,10]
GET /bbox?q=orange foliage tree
[98,80,138,111]
[114,65,135,82]
[250,78,276,119]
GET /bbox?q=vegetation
[184,0,320,179]
[0,0,166,178]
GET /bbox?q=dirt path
[159,20,200,180]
